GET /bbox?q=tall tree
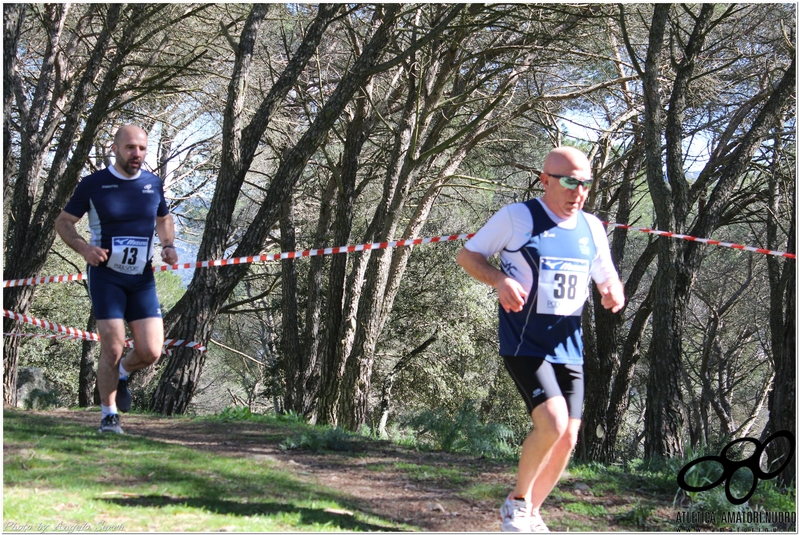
[764,116,796,485]
[151,4,408,414]
[622,3,796,457]
[3,4,210,404]
[319,4,639,429]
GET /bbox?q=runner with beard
[56,125,178,434]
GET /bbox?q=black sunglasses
[546,173,593,191]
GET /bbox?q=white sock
[101,404,118,417]
[119,362,130,380]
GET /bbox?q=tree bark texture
[335,62,421,429]
[291,175,337,416]
[766,130,796,485]
[78,310,98,407]
[316,98,370,425]
[280,194,301,413]
[3,3,27,199]
[153,4,400,414]
[3,4,127,404]
[636,4,716,459]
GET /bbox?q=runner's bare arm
[456,247,527,313]
[156,214,178,264]
[55,211,108,266]
[596,277,625,313]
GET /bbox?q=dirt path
[45,410,513,532]
[16,410,791,532]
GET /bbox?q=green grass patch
[392,461,468,485]
[545,486,570,503]
[567,460,677,499]
[460,481,507,501]
[615,500,658,529]
[3,409,405,532]
[364,461,394,472]
[551,515,597,531]
[563,501,608,516]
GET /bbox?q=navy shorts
[87,264,161,321]
[502,356,584,419]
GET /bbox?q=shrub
[404,399,515,458]
[280,426,357,452]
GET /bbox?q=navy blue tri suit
[464,198,618,418]
[62,166,168,322]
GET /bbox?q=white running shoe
[500,494,532,532]
[530,508,550,532]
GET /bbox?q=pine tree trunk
[150,291,217,414]
[601,288,653,461]
[280,195,301,413]
[316,99,369,424]
[78,311,98,407]
[766,165,796,485]
[151,4,399,414]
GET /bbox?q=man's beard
[119,157,141,175]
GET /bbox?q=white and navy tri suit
[464,198,618,417]
[63,166,168,321]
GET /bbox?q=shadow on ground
[100,495,399,531]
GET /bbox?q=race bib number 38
[109,236,149,275]
[536,256,590,316]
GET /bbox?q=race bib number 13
[109,236,148,275]
[536,256,590,316]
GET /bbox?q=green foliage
[280,426,359,453]
[376,240,501,419]
[16,236,93,407]
[564,502,608,516]
[275,410,308,425]
[379,422,420,449]
[403,400,515,458]
[154,270,186,313]
[217,405,257,421]
[753,479,796,512]
[616,500,656,529]
[20,389,62,410]
[667,443,725,505]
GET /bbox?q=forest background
[3,3,795,483]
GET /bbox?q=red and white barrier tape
[3,272,86,288]
[2,226,794,289]
[2,233,475,287]
[3,224,792,353]
[6,332,94,342]
[151,233,475,272]
[604,223,796,259]
[3,309,101,343]
[162,338,206,352]
[2,309,206,352]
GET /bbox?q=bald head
[114,124,147,146]
[542,146,591,181]
[540,146,592,219]
[111,125,148,177]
